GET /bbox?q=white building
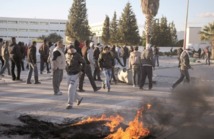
[0,17,67,44]
[186,27,209,49]
[90,23,144,45]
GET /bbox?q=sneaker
[55,92,62,95]
[77,97,83,106]
[34,81,41,84]
[102,82,105,89]
[78,89,85,92]
[97,79,102,82]
[66,105,73,109]
[132,85,136,87]
[94,87,101,92]
[107,88,110,92]
[26,82,32,84]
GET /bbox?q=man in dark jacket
[65,45,84,109]
[139,44,154,90]
[98,46,114,92]
[79,40,101,92]
[120,45,129,67]
[9,37,22,81]
[26,41,41,84]
[39,39,50,74]
[93,43,102,81]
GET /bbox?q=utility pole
[183,0,189,50]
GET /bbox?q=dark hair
[48,42,52,46]
[74,40,80,47]
[134,46,138,51]
[0,38,3,43]
[32,41,37,45]
[85,40,90,47]
[104,46,109,50]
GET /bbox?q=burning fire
[105,110,150,139]
[72,104,152,139]
[72,114,124,132]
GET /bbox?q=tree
[66,0,91,42]
[109,11,119,45]
[102,15,110,45]
[150,17,178,46]
[118,2,140,45]
[141,0,160,45]
[37,33,62,43]
[199,22,214,59]
[170,22,178,46]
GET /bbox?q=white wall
[0,17,66,44]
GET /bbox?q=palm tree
[199,22,214,59]
[141,0,160,45]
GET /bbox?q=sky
[0,0,213,31]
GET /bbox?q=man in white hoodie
[129,46,141,87]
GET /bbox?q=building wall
[186,27,209,49]
[0,17,66,44]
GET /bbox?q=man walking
[0,41,11,76]
[153,45,159,67]
[65,45,84,109]
[9,37,22,81]
[93,43,102,81]
[139,44,154,90]
[98,46,114,92]
[120,45,129,67]
[52,40,66,95]
[26,41,41,84]
[0,38,4,68]
[172,49,192,89]
[79,40,101,92]
[39,39,50,74]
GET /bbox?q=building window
[29,29,38,32]
[0,20,7,24]
[0,28,7,31]
[50,30,58,32]
[8,28,17,31]
[40,22,48,25]
[19,29,28,32]
[50,22,59,25]
[8,21,18,24]
[40,29,48,32]
[29,21,39,25]
[18,36,28,38]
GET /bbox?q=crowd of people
[0,37,212,109]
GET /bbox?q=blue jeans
[26,63,39,83]
[103,68,112,89]
[67,73,81,106]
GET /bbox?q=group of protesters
[2,36,212,109]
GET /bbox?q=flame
[105,115,124,132]
[72,104,151,139]
[72,114,124,132]
[105,110,150,139]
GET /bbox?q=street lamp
[183,0,190,50]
